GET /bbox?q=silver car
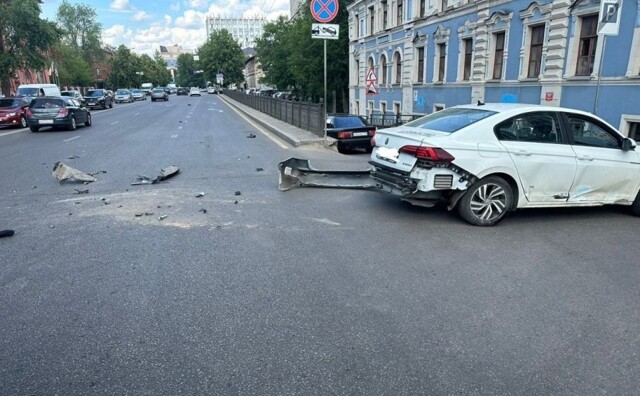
[150,88,169,102]
[114,89,133,103]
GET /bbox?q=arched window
[393,52,402,84]
[380,54,387,85]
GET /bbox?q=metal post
[593,35,607,115]
[323,39,327,146]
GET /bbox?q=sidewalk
[219,94,327,148]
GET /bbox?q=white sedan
[189,87,201,96]
[370,103,640,226]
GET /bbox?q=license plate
[376,147,399,163]
[39,119,53,125]
[353,132,368,137]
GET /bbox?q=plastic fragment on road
[247,133,256,138]
[74,189,89,194]
[0,230,15,238]
[158,215,168,221]
[234,191,241,196]
[196,192,205,198]
[198,208,207,214]
[256,168,264,172]
[131,165,180,185]
[52,162,97,184]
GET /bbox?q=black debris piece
[67,155,80,159]
[33,186,37,189]
[158,215,168,221]
[256,168,264,172]
[74,189,89,194]
[89,170,107,176]
[131,165,180,185]
[234,200,238,204]
[135,213,143,217]
[196,192,205,198]
[215,225,222,230]
[234,191,241,196]
[198,208,207,214]
[144,212,154,216]
[0,230,15,238]
[247,133,256,138]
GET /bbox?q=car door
[563,112,640,203]
[495,111,577,203]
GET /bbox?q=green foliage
[0,0,61,95]
[176,53,200,87]
[106,48,172,89]
[255,1,351,111]
[198,30,245,87]
[54,44,93,87]
[56,0,102,61]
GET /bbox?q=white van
[16,84,61,98]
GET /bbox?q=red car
[0,97,31,129]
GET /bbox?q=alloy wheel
[469,183,507,221]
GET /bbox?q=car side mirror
[622,137,637,151]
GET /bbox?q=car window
[31,99,63,109]
[86,90,103,97]
[0,99,22,108]
[565,115,620,149]
[403,108,497,133]
[494,112,562,143]
[329,116,368,128]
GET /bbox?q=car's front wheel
[29,125,39,132]
[69,116,77,131]
[19,116,28,128]
[84,113,92,127]
[458,176,513,226]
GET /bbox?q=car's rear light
[57,108,69,117]
[337,131,353,139]
[368,129,376,136]
[399,145,455,162]
[25,108,32,116]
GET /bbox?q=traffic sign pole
[323,40,327,146]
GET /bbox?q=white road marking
[222,100,288,149]
[178,126,183,129]
[186,115,191,118]
[110,121,119,125]
[217,110,223,112]
[135,112,140,116]
[63,136,82,142]
[0,128,27,137]
[308,218,341,226]
[171,134,178,138]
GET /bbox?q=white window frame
[379,53,388,85]
[457,20,475,82]
[564,9,603,79]
[392,50,403,85]
[619,114,640,137]
[519,2,551,80]
[486,12,512,81]
[432,25,450,83]
[626,22,640,77]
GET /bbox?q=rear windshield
[404,108,497,133]
[131,89,142,93]
[86,90,104,97]
[329,116,368,128]
[31,99,64,108]
[61,91,72,96]
[116,90,129,94]
[0,99,22,108]
[152,88,164,92]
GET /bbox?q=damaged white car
[368,103,640,225]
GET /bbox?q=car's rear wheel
[109,101,113,108]
[30,125,39,132]
[632,190,640,216]
[337,144,349,154]
[69,116,77,131]
[19,116,28,128]
[458,176,513,226]
[84,113,92,127]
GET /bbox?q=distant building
[158,45,193,69]
[206,16,267,49]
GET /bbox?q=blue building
[347,0,640,139]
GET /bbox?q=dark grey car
[26,97,91,132]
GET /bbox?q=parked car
[16,84,61,100]
[60,90,84,104]
[176,87,188,96]
[84,89,113,109]
[207,86,217,94]
[189,87,201,97]
[150,88,169,101]
[0,97,31,128]
[130,89,146,101]
[114,89,133,103]
[369,103,640,226]
[326,114,377,154]
[25,97,91,132]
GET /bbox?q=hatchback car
[114,89,133,103]
[369,103,640,226]
[176,87,188,96]
[151,88,169,101]
[60,90,84,104]
[326,114,376,154]
[0,97,31,128]
[189,87,201,97]
[26,97,91,132]
[84,89,113,109]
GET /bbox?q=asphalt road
[1,95,639,395]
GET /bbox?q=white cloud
[174,10,206,29]
[188,0,209,9]
[164,14,173,25]
[133,11,151,22]
[102,24,134,47]
[110,0,129,11]
[170,2,181,12]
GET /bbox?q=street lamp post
[135,71,144,88]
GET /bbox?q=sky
[41,0,291,55]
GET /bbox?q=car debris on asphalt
[247,133,256,138]
[198,208,207,214]
[158,215,168,221]
[256,168,264,172]
[74,189,89,194]
[234,191,241,196]
[131,165,180,185]
[67,155,80,159]
[0,230,15,238]
[52,162,97,184]
[196,192,205,198]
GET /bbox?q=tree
[106,45,137,88]
[198,29,245,87]
[53,44,93,87]
[56,0,102,61]
[175,53,199,88]
[0,0,61,96]
[255,0,351,111]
